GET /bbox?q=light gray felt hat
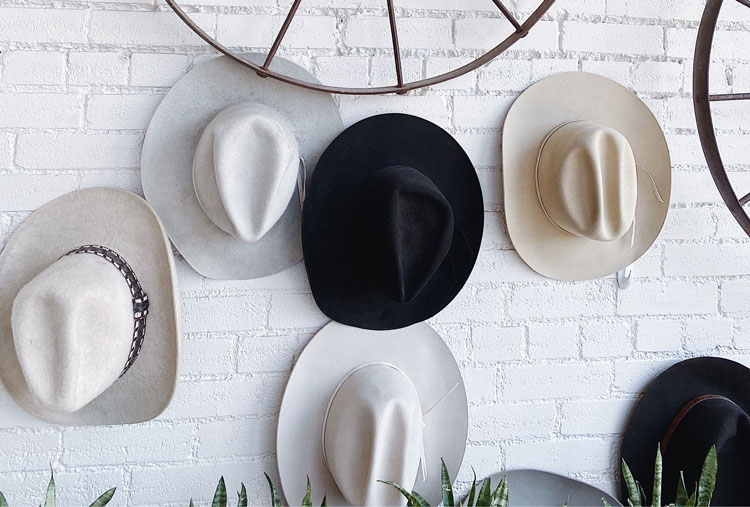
[0,187,181,425]
[141,53,343,280]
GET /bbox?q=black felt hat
[302,113,484,330]
[620,357,750,506]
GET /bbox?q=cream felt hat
[503,72,671,281]
[0,188,180,425]
[141,53,343,280]
[277,321,468,506]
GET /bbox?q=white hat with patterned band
[0,187,181,425]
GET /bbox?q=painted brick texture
[1,0,750,505]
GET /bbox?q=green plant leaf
[476,477,492,507]
[44,470,55,507]
[189,500,194,507]
[638,482,647,507]
[212,477,227,507]
[0,491,8,507]
[466,468,478,507]
[89,488,116,507]
[411,491,431,507]
[675,472,689,507]
[302,476,313,507]
[490,476,508,507]
[441,458,454,507]
[696,445,717,507]
[622,459,641,507]
[652,445,662,507]
[377,481,419,507]
[237,483,247,507]
[687,491,697,507]
[601,498,612,507]
[320,495,327,507]
[264,473,281,507]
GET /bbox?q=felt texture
[537,121,637,241]
[12,254,133,414]
[620,357,750,505]
[302,114,484,330]
[141,53,343,280]
[503,72,671,281]
[323,364,423,506]
[192,102,300,243]
[0,188,181,425]
[473,470,621,506]
[277,321,467,506]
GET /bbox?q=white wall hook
[616,265,633,290]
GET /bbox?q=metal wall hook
[616,265,633,290]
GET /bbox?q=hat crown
[324,363,424,506]
[354,166,454,303]
[537,121,637,242]
[11,254,134,414]
[192,102,300,243]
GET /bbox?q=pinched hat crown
[192,102,300,243]
[536,120,638,242]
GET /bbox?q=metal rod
[492,0,523,32]
[739,192,750,206]
[260,0,303,75]
[386,0,405,92]
[693,0,750,236]
[165,0,555,94]
[709,92,750,101]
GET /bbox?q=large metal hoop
[166,0,556,95]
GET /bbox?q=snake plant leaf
[264,473,281,507]
[320,494,327,507]
[563,499,569,507]
[212,477,227,507]
[44,470,55,507]
[189,501,194,507]
[638,482,647,507]
[622,459,641,507]
[687,491,696,507]
[410,491,431,507]
[302,476,313,507]
[652,445,662,507]
[489,476,508,507]
[675,472,689,507]
[237,483,248,507]
[441,458,454,507]
[697,445,717,507]
[476,477,492,507]
[0,491,8,507]
[466,468,478,507]
[601,498,612,507]
[377,481,419,507]
[89,488,116,507]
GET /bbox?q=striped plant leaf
[441,459,454,507]
[696,445,717,507]
[89,488,116,507]
[638,482,647,507]
[302,477,313,507]
[212,477,227,507]
[43,471,55,507]
[320,494,327,507]
[476,477,492,507]
[237,484,248,507]
[264,473,281,507]
[652,446,662,507]
[675,472,690,507]
[602,498,612,507]
[466,469,478,507]
[0,491,8,507]
[621,459,641,507]
[378,481,422,507]
[490,476,508,507]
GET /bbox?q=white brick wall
[1,0,750,505]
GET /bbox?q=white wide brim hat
[503,72,671,281]
[472,470,621,506]
[141,53,343,280]
[0,187,181,425]
[277,321,468,506]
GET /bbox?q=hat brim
[302,113,484,330]
[141,53,343,280]
[503,72,670,281]
[277,321,468,506]
[0,187,181,425]
[619,357,750,503]
[471,470,621,506]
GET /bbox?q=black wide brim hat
[302,113,484,330]
[621,357,750,506]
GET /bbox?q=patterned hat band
[62,245,149,378]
